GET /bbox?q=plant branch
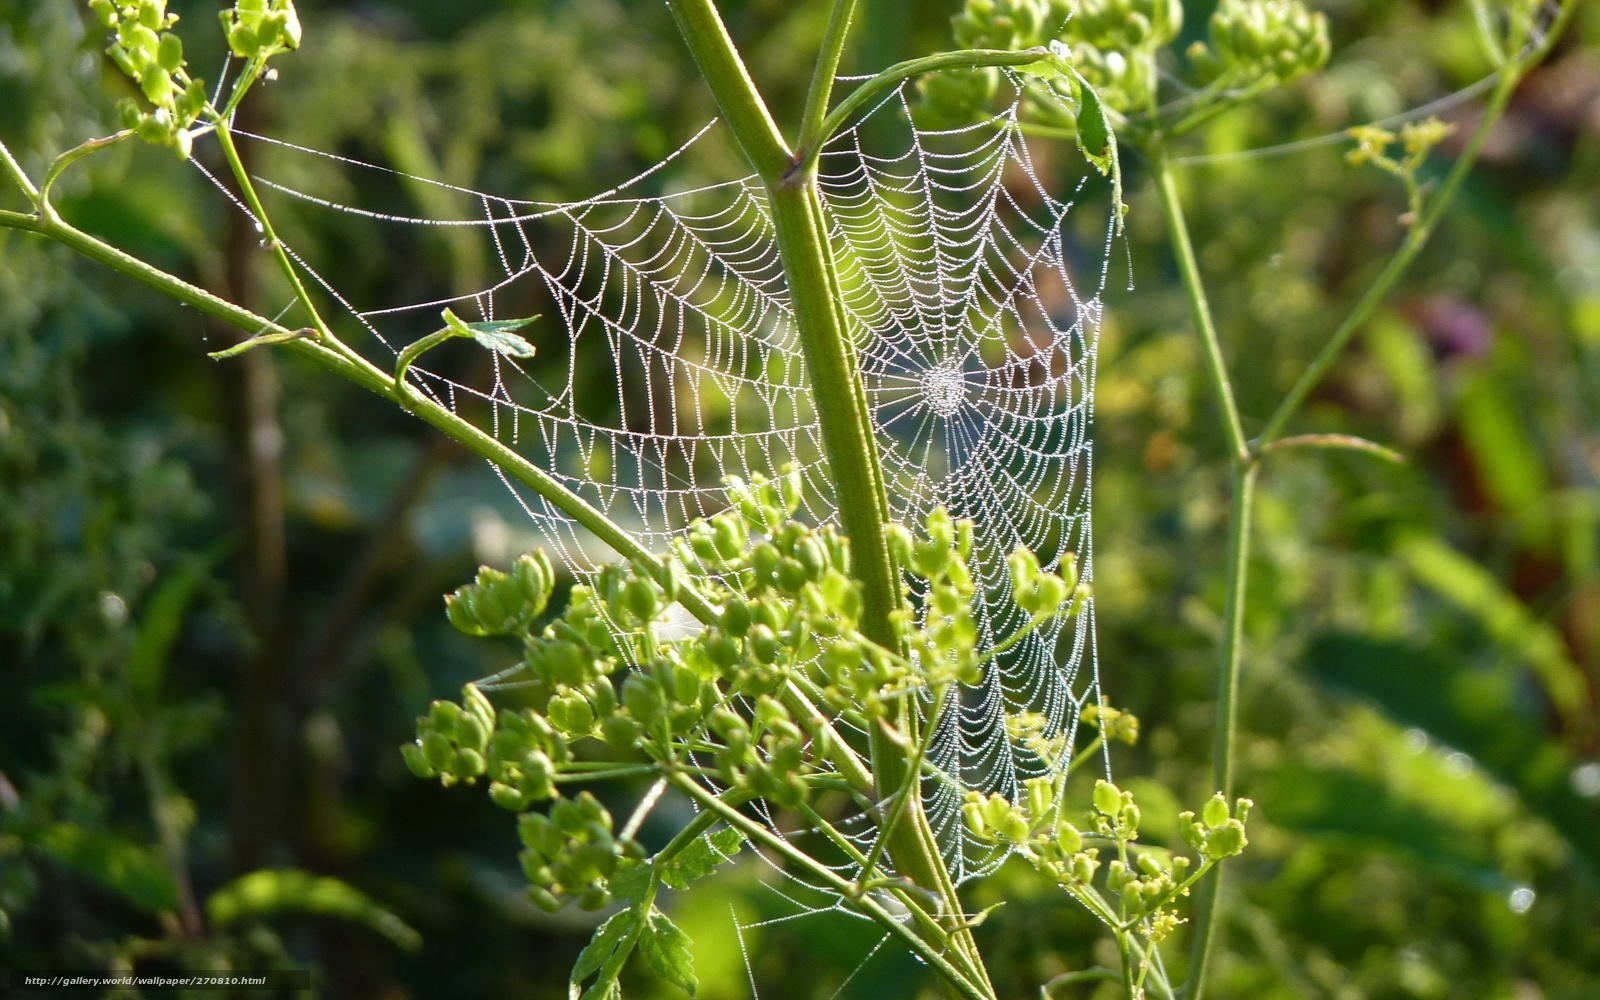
[1257,0,1578,446]
[0,139,39,203]
[796,47,1054,175]
[663,0,792,182]
[798,0,860,154]
[1182,461,1257,1000]
[0,207,720,626]
[668,773,992,1000]
[1148,148,1250,465]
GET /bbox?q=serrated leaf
[639,906,697,996]
[659,827,742,890]
[441,307,539,359]
[206,869,421,951]
[609,858,651,904]
[572,909,638,984]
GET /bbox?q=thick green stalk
[660,4,994,993]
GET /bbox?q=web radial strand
[223,73,1112,888]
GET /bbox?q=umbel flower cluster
[402,472,1093,913]
[919,0,1329,126]
[402,468,1252,1000]
[86,0,301,158]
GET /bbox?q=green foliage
[206,869,422,952]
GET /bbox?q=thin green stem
[798,47,1054,175]
[798,0,860,153]
[0,139,39,203]
[2,205,720,625]
[39,131,133,212]
[211,121,339,352]
[1255,68,1518,446]
[1183,461,1256,1000]
[668,773,992,1000]
[1148,149,1250,465]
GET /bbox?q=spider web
[210,70,1116,904]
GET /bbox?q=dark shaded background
[2,1,1598,997]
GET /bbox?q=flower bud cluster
[1080,699,1140,746]
[88,0,207,158]
[1344,118,1456,216]
[405,470,1098,910]
[1007,546,1089,621]
[1179,793,1252,861]
[1186,0,1330,87]
[401,683,499,788]
[518,792,646,912]
[218,0,302,62]
[1007,711,1068,766]
[444,551,555,636]
[1065,0,1184,53]
[1050,0,1185,112]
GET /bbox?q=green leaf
[27,823,178,914]
[639,906,697,996]
[572,909,638,984]
[609,857,651,904]
[1394,533,1589,736]
[442,307,539,359]
[658,827,742,890]
[125,543,228,703]
[206,869,421,951]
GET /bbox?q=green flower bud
[1054,819,1083,854]
[490,782,527,811]
[1202,792,1230,828]
[527,886,561,913]
[400,742,436,779]
[747,624,781,665]
[1092,779,1122,817]
[421,730,455,772]
[454,712,490,754]
[621,674,665,727]
[600,712,643,748]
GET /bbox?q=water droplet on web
[253,220,264,234]
[1507,886,1535,914]
[920,362,966,416]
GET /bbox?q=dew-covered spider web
[204,70,1118,923]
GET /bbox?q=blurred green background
[2,1,1598,997]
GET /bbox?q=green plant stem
[798,0,860,153]
[39,131,132,210]
[797,47,1054,174]
[0,197,719,626]
[0,141,39,203]
[668,772,991,1000]
[1146,137,1258,1000]
[1181,461,1256,1000]
[211,121,339,352]
[1255,67,1518,446]
[661,10,990,990]
[1148,150,1250,465]
[1259,0,1578,444]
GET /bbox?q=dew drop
[1508,886,1535,914]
